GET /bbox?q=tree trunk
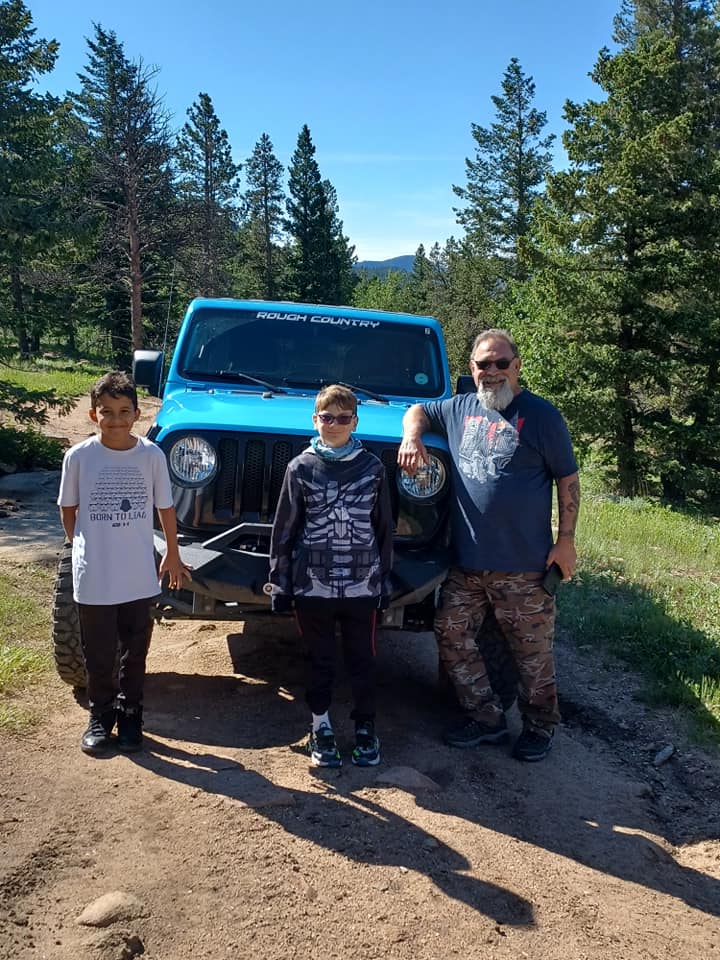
[10,264,30,359]
[263,193,273,299]
[614,370,638,497]
[128,200,144,352]
[692,357,719,428]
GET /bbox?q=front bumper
[153,522,449,630]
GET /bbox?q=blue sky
[26,0,621,261]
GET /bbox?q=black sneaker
[307,724,342,768]
[352,723,381,767]
[512,727,554,762]
[443,715,509,748]
[81,710,116,756]
[116,705,143,753]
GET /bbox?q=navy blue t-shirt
[423,389,578,573]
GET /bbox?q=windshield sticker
[255,311,380,329]
[415,372,429,385]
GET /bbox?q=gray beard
[477,380,515,411]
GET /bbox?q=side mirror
[133,350,164,397]
[455,375,475,395]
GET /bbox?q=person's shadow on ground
[412,742,720,920]
[141,613,720,921]
[127,735,534,928]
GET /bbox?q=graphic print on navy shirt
[88,465,150,528]
[458,409,525,484]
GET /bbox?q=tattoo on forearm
[558,477,580,537]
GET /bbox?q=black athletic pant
[294,596,378,724]
[78,598,153,713]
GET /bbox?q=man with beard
[398,329,579,762]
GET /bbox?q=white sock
[312,712,331,732]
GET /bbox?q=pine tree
[176,92,240,297]
[285,125,323,301]
[351,270,411,313]
[285,124,355,304]
[71,25,175,360]
[242,132,285,299]
[528,0,720,503]
[0,0,63,357]
[453,58,554,281]
[439,238,501,382]
[317,179,356,305]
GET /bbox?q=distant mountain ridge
[354,254,414,276]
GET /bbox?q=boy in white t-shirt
[58,371,190,755]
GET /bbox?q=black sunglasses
[472,358,514,371]
[316,412,355,425]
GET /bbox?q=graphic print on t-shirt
[88,465,150,528]
[458,410,524,484]
[300,474,379,597]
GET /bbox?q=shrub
[0,426,66,471]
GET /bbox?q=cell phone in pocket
[542,562,564,596]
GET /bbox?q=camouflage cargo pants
[435,567,561,731]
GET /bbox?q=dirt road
[1,401,719,960]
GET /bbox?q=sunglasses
[472,358,514,371]
[316,412,355,425]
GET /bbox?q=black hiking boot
[116,703,143,753]
[81,709,116,756]
[443,714,509,748]
[512,726,554,762]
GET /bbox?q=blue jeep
[51,298,461,688]
[130,298,456,630]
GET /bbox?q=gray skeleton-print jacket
[268,447,393,601]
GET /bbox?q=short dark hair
[314,384,358,415]
[90,371,138,410]
[470,328,519,359]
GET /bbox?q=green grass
[561,495,720,742]
[0,565,55,733]
[1,361,101,397]
[0,361,102,469]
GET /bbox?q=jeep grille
[174,434,400,529]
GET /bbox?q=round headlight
[169,436,217,486]
[397,455,447,500]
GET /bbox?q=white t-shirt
[57,435,174,605]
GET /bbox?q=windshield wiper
[337,381,389,404]
[182,370,287,393]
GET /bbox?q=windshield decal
[256,311,380,329]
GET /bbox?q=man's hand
[398,405,432,476]
[546,537,577,581]
[397,436,429,476]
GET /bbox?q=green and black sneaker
[352,722,381,767]
[307,724,342,768]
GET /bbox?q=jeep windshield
[176,306,445,399]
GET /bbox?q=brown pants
[435,567,561,731]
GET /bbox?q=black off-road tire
[52,542,86,689]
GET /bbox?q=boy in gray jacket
[269,385,393,768]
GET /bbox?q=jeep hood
[152,389,421,445]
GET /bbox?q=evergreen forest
[2,0,720,508]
